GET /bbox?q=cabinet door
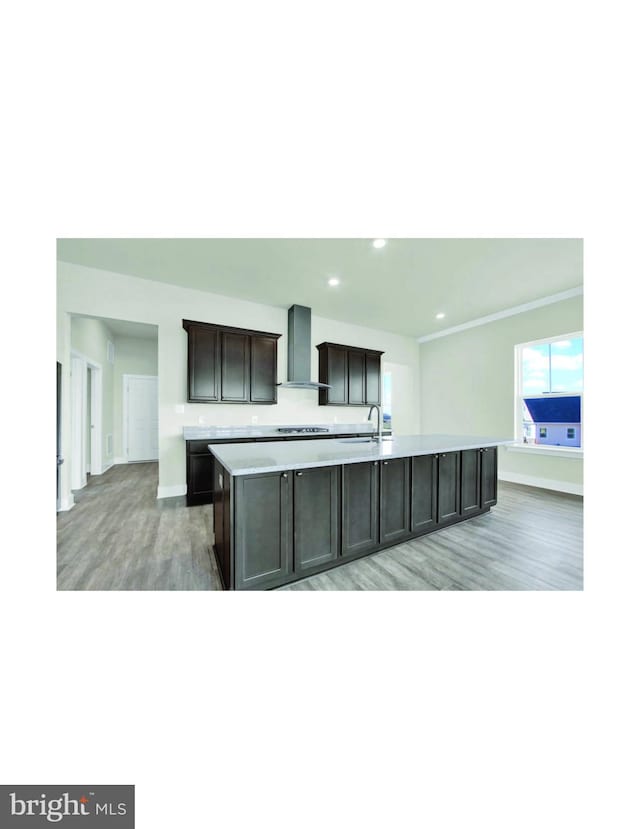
[188,325,219,401]
[460,449,481,515]
[293,466,340,572]
[187,453,214,506]
[411,454,438,532]
[380,457,411,544]
[234,471,292,589]
[324,345,348,404]
[342,462,379,556]
[348,350,365,405]
[437,452,460,523]
[250,335,277,403]
[365,353,381,406]
[480,447,498,507]
[220,332,250,402]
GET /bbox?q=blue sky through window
[522,337,583,395]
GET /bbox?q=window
[382,371,392,432]
[515,332,583,448]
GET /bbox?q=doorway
[123,374,159,462]
[70,352,103,490]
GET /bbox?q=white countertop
[183,423,375,440]
[209,434,513,476]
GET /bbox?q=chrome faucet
[367,404,383,442]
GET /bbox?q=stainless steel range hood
[278,304,331,389]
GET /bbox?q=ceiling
[72,314,158,340]
[58,238,582,339]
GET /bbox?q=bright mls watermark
[0,786,134,827]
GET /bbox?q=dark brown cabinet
[250,336,278,403]
[461,449,482,515]
[293,466,340,573]
[365,352,381,405]
[220,331,250,402]
[380,457,411,544]
[460,447,498,514]
[234,471,292,590]
[228,464,342,590]
[317,342,384,406]
[411,454,438,533]
[213,445,499,589]
[182,320,280,404]
[348,350,366,405]
[436,452,461,523]
[480,447,498,508]
[342,461,379,556]
[186,437,255,506]
[188,323,220,402]
[318,344,348,405]
[213,459,232,589]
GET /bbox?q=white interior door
[125,375,159,462]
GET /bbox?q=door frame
[122,374,159,463]
[70,350,103,489]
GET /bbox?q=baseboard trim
[101,462,114,474]
[157,484,188,499]
[57,493,75,512]
[113,456,127,465]
[499,471,583,496]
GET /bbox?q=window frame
[514,331,583,452]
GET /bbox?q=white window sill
[505,443,583,459]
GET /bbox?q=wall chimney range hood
[278,304,331,389]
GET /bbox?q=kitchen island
[210,434,512,590]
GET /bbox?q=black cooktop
[276,427,330,434]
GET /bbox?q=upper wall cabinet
[182,320,281,404]
[316,342,384,406]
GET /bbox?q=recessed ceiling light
[436,312,445,319]
[328,277,340,287]
[372,239,387,249]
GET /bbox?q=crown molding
[417,286,583,343]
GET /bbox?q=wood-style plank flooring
[57,463,582,591]
[57,463,221,590]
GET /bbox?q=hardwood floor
[57,463,582,591]
[282,482,583,591]
[57,463,221,590]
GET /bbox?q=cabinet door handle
[282,472,288,479]
[383,461,389,465]
[441,454,446,458]
[296,471,303,477]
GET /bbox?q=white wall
[420,296,583,493]
[58,261,421,500]
[70,315,115,470]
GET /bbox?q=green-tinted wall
[420,296,583,492]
